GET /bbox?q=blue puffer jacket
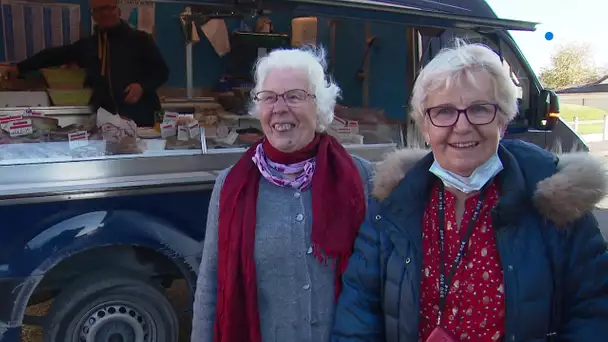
[332,140,608,342]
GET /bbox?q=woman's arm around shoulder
[332,199,385,342]
[190,168,230,342]
[559,212,608,341]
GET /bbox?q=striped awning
[1,0,81,62]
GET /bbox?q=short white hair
[410,40,518,125]
[248,46,340,132]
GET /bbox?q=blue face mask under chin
[429,152,504,193]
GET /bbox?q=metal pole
[185,42,193,100]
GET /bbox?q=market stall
[0,1,406,200]
[0,14,403,160]
[0,66,208,165]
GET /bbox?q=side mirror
[547,90,559,115]
[537,89,560,130]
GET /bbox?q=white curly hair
[248,46,341,132]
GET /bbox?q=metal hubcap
[74,302,156,342]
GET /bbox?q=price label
[163,111,179,122]
[216,122,229,138]
[160,121,177,138]
[8,119,33,137]
[177,125,190,141]
[225,130,239,145]
[0,115,23,130]
[188,121,200,138]
[68,131,89,149]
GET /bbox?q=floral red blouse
[419,181,506,342]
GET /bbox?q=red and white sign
[330,116,359,134]
[188,120,200,138]
[8,119,33,137]
[163,111,179,122]
[177,124,189,141]
[160,120,177,138]
[68,131,89,149]
[0,115,23,130]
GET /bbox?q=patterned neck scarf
[252,142,316,191]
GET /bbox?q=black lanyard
[436,182,487,325]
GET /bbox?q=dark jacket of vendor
[16,20,169,127]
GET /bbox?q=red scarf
[214,133,366,342]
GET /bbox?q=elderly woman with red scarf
[190,47,373,342]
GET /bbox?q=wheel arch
[11,243,198,331]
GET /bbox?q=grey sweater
[190,156,373,342]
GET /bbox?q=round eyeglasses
[253,89,315,106]
[425,104,499,127]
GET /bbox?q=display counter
[0,103,403,202]
[0,102,403,162]
[0,105,205,165]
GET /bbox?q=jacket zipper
[494,224,518,342]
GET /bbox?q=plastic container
[47,88,93,106]
[0,91,50,107]
[41,68,86,89]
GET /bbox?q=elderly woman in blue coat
[332,41,608,342]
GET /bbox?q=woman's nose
[272,96,289,113]
[453,112,473,132]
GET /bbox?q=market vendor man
[5,0,169,127]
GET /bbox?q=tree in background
[539,42,600,89]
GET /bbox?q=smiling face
[258,68,318,152]
[422,70,507,177]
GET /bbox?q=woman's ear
[420,119,431,145]
[500,123,509,138]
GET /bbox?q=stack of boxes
[328,115,363,145]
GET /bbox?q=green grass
[559,104,608,122]
[558,104,608,135]
[575,124,604,135]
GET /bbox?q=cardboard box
[330,116,359,134]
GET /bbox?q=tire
[43,271,179,342]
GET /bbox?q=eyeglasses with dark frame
[253,89,315,106]
[425,103,499,127]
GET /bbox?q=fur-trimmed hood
[372,144,608,226]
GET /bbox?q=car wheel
[43,271,179,342]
